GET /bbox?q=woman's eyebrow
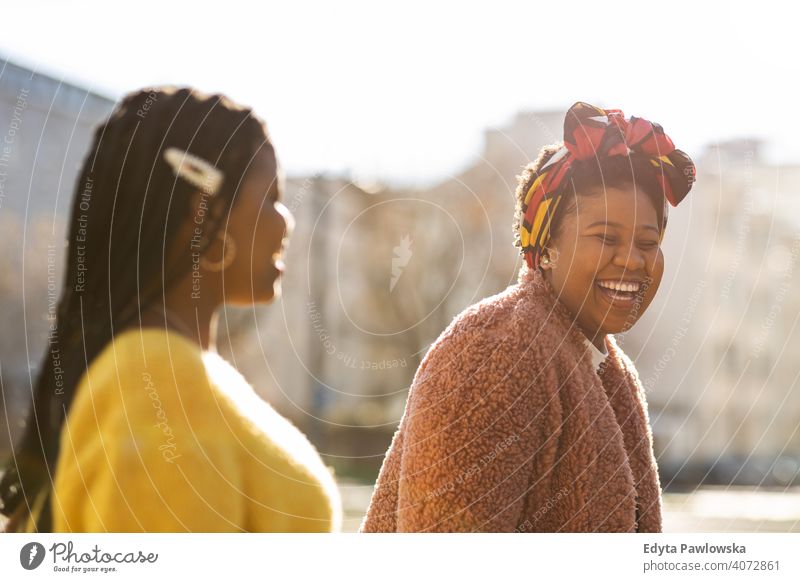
[586,220,619,229]
[585,220,660,233]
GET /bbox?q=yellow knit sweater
[39,328,341,532]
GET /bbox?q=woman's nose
[612,244,646,272]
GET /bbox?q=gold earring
[201,231,237,272]
[542,248,559,269]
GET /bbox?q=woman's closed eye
[594,233,617,245]
[590,232,659,251]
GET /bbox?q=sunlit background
[2,0,799,532]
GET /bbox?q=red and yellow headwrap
[520,101,696,270]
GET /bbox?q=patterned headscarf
[519,101,696,270]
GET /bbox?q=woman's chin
[224,282,279,306]
[261,278,282,303]
[252,284,278,304]
[602,317,638,335]
[593,297,650,334]
[588,311,635,336]
[265,285,280,303]
[252,267,282,303]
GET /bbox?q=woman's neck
[539,267,607,353]
[140,280,220,351]
[139,303,218,351]
[581,328,608,353]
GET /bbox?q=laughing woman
[0,87,340,532]
[362,102,695,533]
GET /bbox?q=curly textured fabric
[39,328,341,533]
[520,101,696,269]
[361,266,662,533]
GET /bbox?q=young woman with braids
[362,102,696,533]
[0,87,341,532]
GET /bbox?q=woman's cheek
[652,248,665,282]
[645,249,665,299]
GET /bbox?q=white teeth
[597,280,641,293]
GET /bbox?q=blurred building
[0,57,114,457]
[221,174,497,476]
[625,139,800,487]
[222,111,566,475]
[222,109,573,477]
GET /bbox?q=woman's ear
[541,247,559,270]
[188,190,225,227]
[187,190,225,240]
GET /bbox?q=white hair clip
[163,147,224,195]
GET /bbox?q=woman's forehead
[573,187,660,227]
[249,148,277,177]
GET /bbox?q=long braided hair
[0,87,272,531]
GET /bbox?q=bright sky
[3,0,798,185]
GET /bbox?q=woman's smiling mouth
[595,279,645,309]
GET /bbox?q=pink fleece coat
[361,266,663,532]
